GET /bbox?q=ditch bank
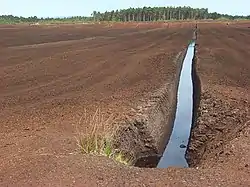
[186,86,249,167]
[112,48,189,168]
[186,27,250,168]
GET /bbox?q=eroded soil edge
[186,29,250,168]
[112,49,188,167]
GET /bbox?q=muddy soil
[187,23,250,169]
[1,22,250,186]
[0,23,193,182]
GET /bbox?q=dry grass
[75,108,134,165]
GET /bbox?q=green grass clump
[75,108,133,165]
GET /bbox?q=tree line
[0,6,249,24]
[0,15,92,24]
[92,7,249,21]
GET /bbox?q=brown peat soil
[0,21,249,186]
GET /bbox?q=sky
[0,0,249,18]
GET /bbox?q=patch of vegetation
[0,15,93,24]
[92,7,250,22]
[1,6,249,25]
[75,108,134,166]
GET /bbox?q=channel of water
[157,41,195,168]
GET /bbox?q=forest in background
[0,15,92,24]
[92,7,249,21]
[1,6,249,24]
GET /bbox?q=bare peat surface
[0,22,250,186]
[0,22,194,185]
[158,41,195,168]
[187,22,250,181]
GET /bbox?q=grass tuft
[103,139,112,157]
[75,108,132,165]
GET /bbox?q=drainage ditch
[158,41,196,168]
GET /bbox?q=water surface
[158,42,195,168]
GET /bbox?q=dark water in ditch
[158,41,195,168]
